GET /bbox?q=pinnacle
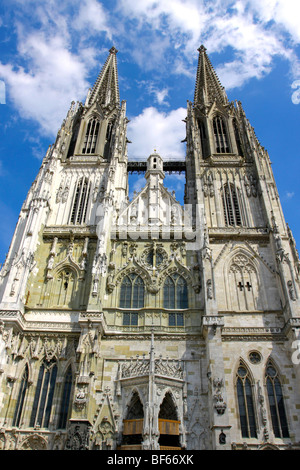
[109,46,118,55]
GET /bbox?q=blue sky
[0,0,299,264]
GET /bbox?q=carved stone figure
[206,279,213,299]
[288,280,296,301]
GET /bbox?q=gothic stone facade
[0,46,299,450]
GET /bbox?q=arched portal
[158,392,181,449]
[121,392,144,448]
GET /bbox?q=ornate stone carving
[203,172,214,197]
[288,280,296,301]
[119,355,184,380]
[257,380,269,440]
[212,378,227,415]
[65,422,91,450]
[206,279,213,299]
[106,262,116,293]
[244,174,257,197]
[20,434,48,451]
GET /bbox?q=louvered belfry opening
[213,116,230,153]
[82,117,100,154]
[223,183,242,227]
[70,177,91,224]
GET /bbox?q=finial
[109,46,118,55]
[198,45,207,53]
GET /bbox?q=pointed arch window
[67,122,79,158]
[120,274,145,309]
[103,120,114,159]
[120,274,145,326]
[164,274,188,327]
[70,177,91,224]
[265,361,289,438]
[198,119,208,158]
[126,392,144,420]
[158,392,181,448]
[82,117,100,154]
[213,116,230,153]
[121,392,144,446]
[164,276,175,309]
[12,365,29,427]
[163,274,188,310]
[30,359,57,429]
[233,118,244,157]
[222,183,243,226]
[58,366,73,429]
[236,364,257,438]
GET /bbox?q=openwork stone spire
[194,45,228,107]
[88,46,120,108]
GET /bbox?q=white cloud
[137,81,170,105]
[247,0,300,42]
[128,175,146,199]
[127,107,186,160]
[2,0,300,136]
[117,0,299,91]
[73,0,112,38]
[154,88,169,106]
[0,80,5,104]
[291,80,300,104]
[0,1,112,136]
[0,32,91,136]
[118,0,207,43]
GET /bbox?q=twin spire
[88,45,227,110]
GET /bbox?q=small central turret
[145,151,165,187]
[145,151,165,226]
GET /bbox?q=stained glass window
[120,274,144,309]
[120,274,144,326]
[58,366,73,429]
[164,274,188,310]
[30,359,57,429]
[12,365,28,427]
[266,362,289,438]
[236,364,257,438]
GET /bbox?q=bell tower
[185,45,300,448]
[0,47,130,447]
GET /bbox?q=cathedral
[0,45,299,451]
